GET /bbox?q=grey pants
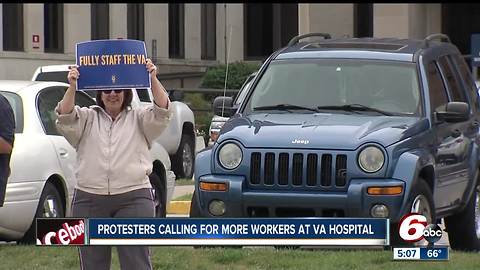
[71,188,155,270]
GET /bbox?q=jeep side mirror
[213,96,234,117]
[435,102,469,123]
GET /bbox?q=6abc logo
[398,213,443,244]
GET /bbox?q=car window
[136,88,151,102]
[437,56,468,103]
[37,87,67,135]
[75,91,96,107]
[244,59,421,115]
[0,91,23,133]
[83,91,97,99]
[426,62,449,114]
[452,54,479,110]
[34,71,69,84]
[234,79,253,106]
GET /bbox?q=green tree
[201,61,260,90]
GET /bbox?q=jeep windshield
[244,59,421,116]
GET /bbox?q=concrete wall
[299,4,354,38]
[230,4,244,63]
[110,4,127,39]
[425,4,442,36]
[64,4,90,54]
[0,3,446,81]
[374,4,410,38]
[219,4,243,63]
[1,4,74,80]
[374,4,441,39]
[145,4,168,59]
[24,4,44,53]
[185,4,201,60]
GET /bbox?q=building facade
[0,3,477,87]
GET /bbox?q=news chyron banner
[75,39,150,91]
[88,218,388,246]
[36,218,86,245]
[36,218,388,246]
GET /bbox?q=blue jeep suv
[191,33,480,250]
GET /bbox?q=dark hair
[96,89,133,111]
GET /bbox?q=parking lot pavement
[167,185,194,215]
[172,185,194,199]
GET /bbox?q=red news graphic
[398,213,443,244]
[36,218,86,245]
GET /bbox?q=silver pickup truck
[32,64,197,179]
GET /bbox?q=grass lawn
[172,193,193,201]
[175,178,195,186]
[0,245,478,270]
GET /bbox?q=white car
[0,80,175,243]
[32,65,198,179]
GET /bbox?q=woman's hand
[146,58,157,78]
[146,58,169,109]
[58,65,79,114]
[68,65,80,89]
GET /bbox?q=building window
[44,4,64,53]
[91,4,109,40]
[169,3,185,59]
[3,4,24,51]
[244,4,297,60]
[201,4,216,60]
[354,4,373,37]
[127,4,144,41]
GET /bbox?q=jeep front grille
[249,152,348,190]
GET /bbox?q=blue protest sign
[471,34,480,67]
[75,39,150,91]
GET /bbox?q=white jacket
[55,102,171,195]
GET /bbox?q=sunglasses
[101,89,123,94]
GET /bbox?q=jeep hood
[218,113,428,150]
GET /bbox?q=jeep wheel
[172,134,195,179]
[391,179,435,246]
[18,182,64,244]
[445,181,480,251]
[149,173,167,218]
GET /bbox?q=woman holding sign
[55,58,171,270]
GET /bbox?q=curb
[167,201,191,215]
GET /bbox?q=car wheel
[390,178,435,247]
[172,134,195,179]
[445,179,480,251]
[149,173,166,218]
[18,182,64,244]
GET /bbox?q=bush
[193,62,260,142]
[201,61,260,90]
[184,92,213,140]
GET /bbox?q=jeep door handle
[451,129,461,138]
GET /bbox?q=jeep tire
[172,134,195,179]
[445,180,480,251]
[391,178,435,246]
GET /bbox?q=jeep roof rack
[287,33,331,47]
[422,33,451,48]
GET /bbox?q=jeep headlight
[358,146,385,173]
[218,142,243,170]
